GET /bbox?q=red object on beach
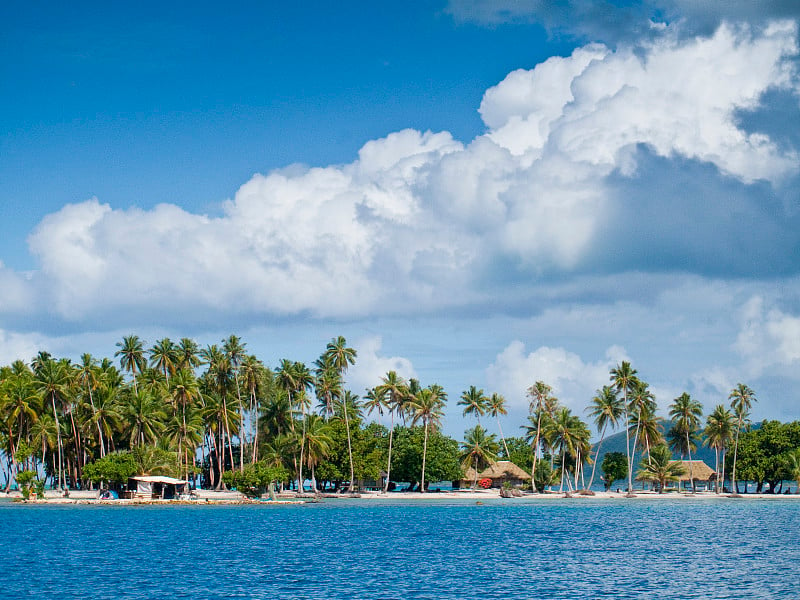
[478,478,492,489]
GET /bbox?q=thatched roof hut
[458,460,531,489]
[670,460,715,482]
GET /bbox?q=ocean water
[4,497,799,599]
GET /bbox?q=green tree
[409,385,447,492]
[458,386,489,425]
[586,385,623,490]
[487,392,510,458]
[390,426,461,489]
[704,405,735,493]
[367,370,407,492]
[637,444,685,493]
[149,338,178,382]
[498,436,534,471]
[115,335,147,392]
[460,425,499,488]
[526,380,554,493]
[668,392,703,491]
[600,451,628,491]
[729,383,757,494]
[610,361,637,494]
[84,451,138,486]
[33,358,71,492]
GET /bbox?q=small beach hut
[456,460,532,489]
[128,475,189,500]
[671,460,715,491]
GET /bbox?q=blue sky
[2,1,800,439]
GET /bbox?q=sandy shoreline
[4,488,800,504]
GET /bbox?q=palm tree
[544,407,590,493]
[149,338,176,382]
[458,386,489,425]
[176,338,201,371]
[409,385,446,492]
[637,444,685,492]
[586,385,623,490]
[2,370,39,488]
[33,358,70,492]
[303,414,332,492]
[628,378,656,470]
[729,383,756,494]
[323,337,357,489]
[324,336,357,379]
[121,388,167,447]
[610,361,637,494]
[169,368,200,479]
[115,335,146,392]
[668,392,703,492]
[223,335,247,472]
[704,405,734,493]
[487,393,510,458]
[526,380,553,493]
[201,344,236,475]
[239,355,265,463]
[336,390,361,492]
[76,353,105,457]
[373,370,406,492]
[460,425,499,488]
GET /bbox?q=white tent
[130,475,188,498]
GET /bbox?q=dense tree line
[3,340,800,496]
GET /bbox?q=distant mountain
[590,420,717,470]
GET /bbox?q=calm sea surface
[3,497,798,599]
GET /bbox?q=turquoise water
[4,498,799,599]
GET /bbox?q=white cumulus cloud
[8,20,799,329]
[486,341,629,413]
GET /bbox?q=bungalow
[454,460,532,489]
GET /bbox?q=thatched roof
[670,460,715,481]
[462,460,532,482]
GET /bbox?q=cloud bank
[8,21,797,334]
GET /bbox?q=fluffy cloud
[8,21,799,331]
[0,329,46,366]
[347,336,417,398]
[735,296,800,377]
[486,341,628,412]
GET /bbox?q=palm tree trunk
[496,415,510,458]
[587,423,608,490]
[234,373,245,473]
[623,400,633,494]
[630,422,642,490]
[532,409,543,493]
[51,392,64,492]
[384,411,395,493]
[686,430,695,493]
[343,401,355,492]
[298,406,307,493]
[721,447,727,494]
[251,389,259,464]
[221,397,236,472]
[421,420,429,493]
[731,418,742,494]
